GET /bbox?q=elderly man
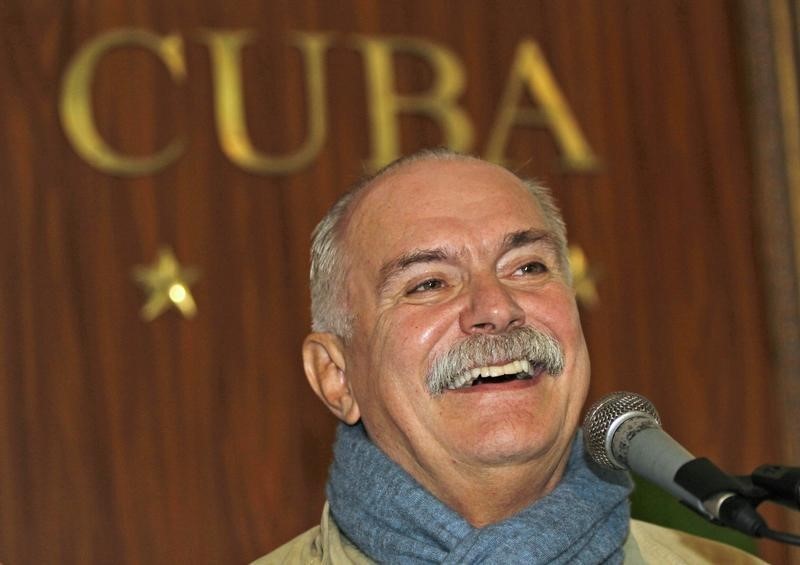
[257,150,764,564]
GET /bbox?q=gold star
[132,247,200,321]
[569,245,599,308]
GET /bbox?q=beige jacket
[254,503,767,564]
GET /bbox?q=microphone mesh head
[582,391,660,469]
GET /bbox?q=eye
[516,261,548,276]
[408,278,446,294]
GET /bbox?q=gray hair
[308,148,570,339]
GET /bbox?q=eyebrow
[376,228,561,295]
[501,229,560,256]
[377,247,452,294]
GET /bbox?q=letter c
[59,28,186,176]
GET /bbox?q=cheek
[398,302,461,350]
[535,287,583,338]
[522,287,589,372]
[372,304,460,379]
[537,290,591,400]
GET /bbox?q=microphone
[582,391,766,537]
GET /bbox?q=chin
[456,422,566,467]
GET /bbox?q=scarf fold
[327,423,632,564]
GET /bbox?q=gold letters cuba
[60,28,599,176]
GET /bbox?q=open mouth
[445,359,542,390]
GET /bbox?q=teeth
[448,359,533,390]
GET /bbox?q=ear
[302,332,360,424]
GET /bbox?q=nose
[459,275,525,335]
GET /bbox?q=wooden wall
[0,1,796,563]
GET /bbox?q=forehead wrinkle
[377,247,455,295]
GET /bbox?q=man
[256,149,765,563]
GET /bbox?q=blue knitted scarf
[327,423,632,564]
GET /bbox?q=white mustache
[426,326,565,395]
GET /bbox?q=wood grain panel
[0,1,794,563]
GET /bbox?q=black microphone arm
[751,464,800,510]
[582,391,800,545]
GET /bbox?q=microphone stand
[671,457,800,545]
[750,465,800,510]
[723,464,800,546]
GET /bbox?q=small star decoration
[132,247,199,321]
[569,245,599,308]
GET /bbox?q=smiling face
[305,157,590,515]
